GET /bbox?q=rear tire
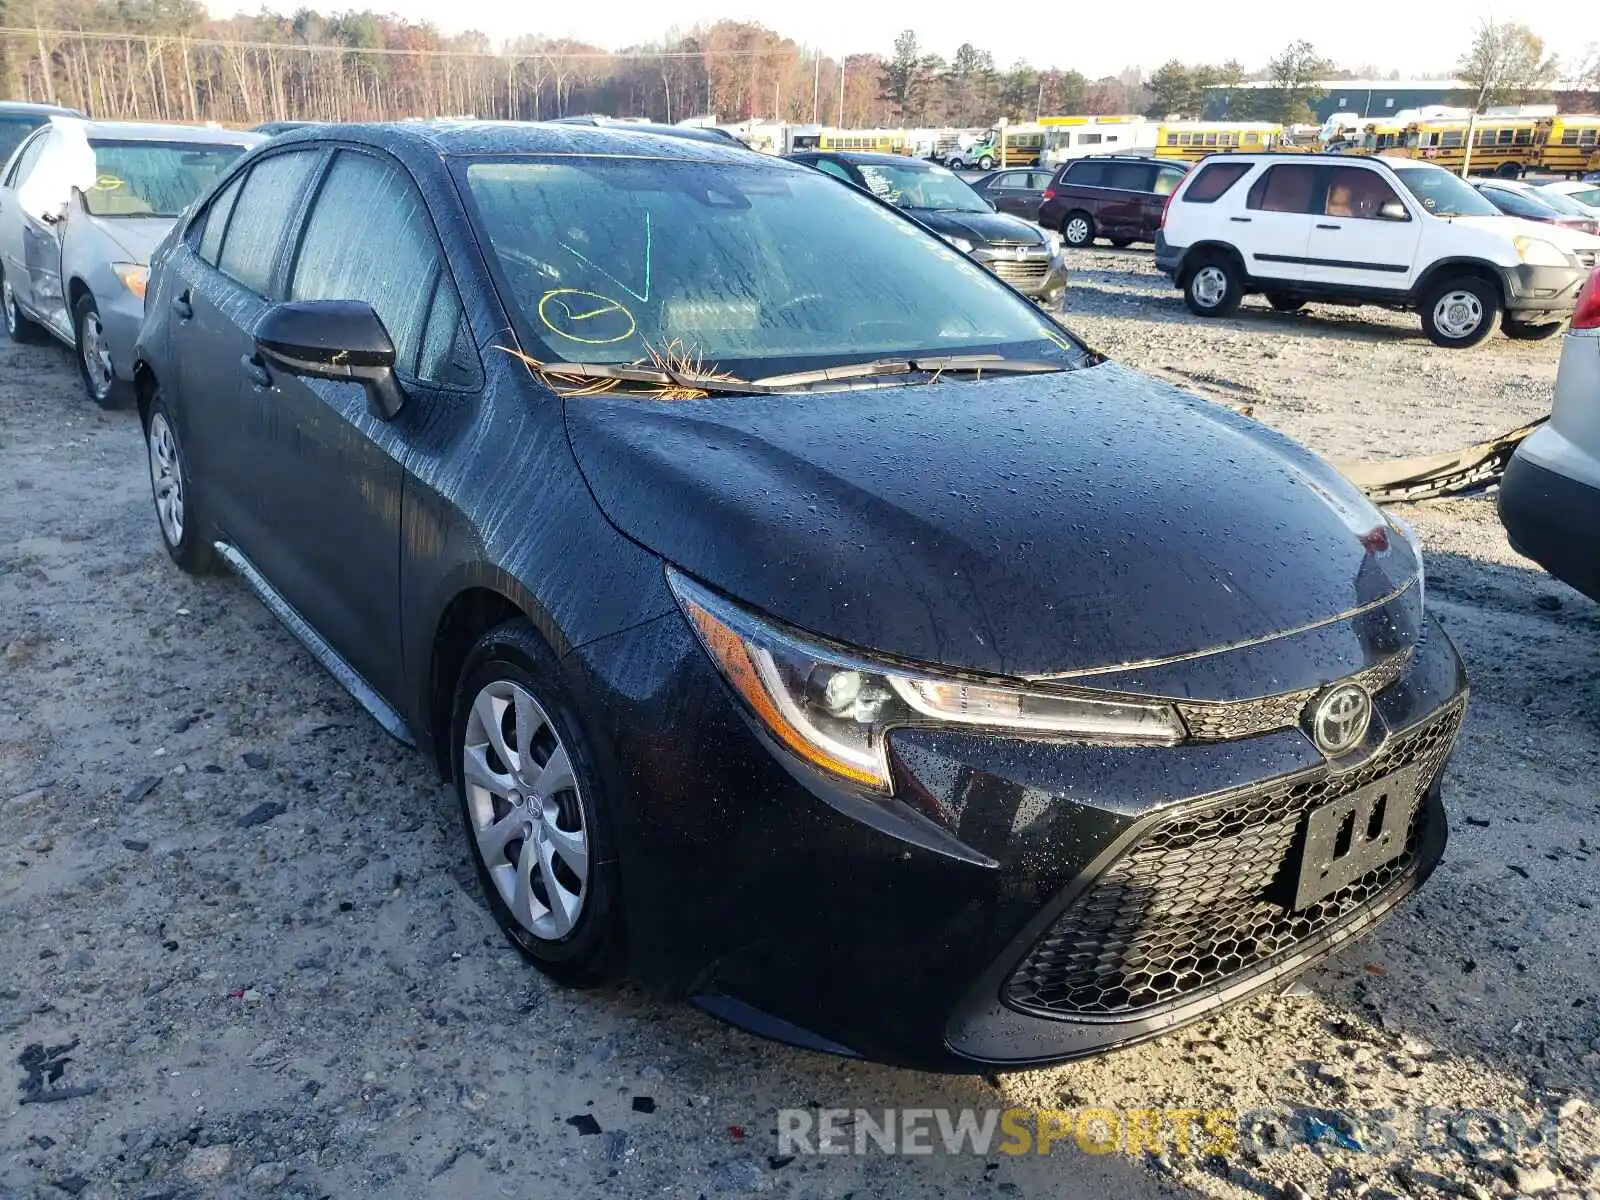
[1494,162,1522,180]
[2,268,46,344]
[1183,254,1244,317]
[1502,317,1566,341]
[1420,276,1501,348]
[451,620,626,987]
[145,392,218,575]
[1266,294,1306,313]
[1061,211,1095,247]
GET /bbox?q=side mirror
[254,299,406,420]
[1377,200,1409,222]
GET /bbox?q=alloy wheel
[1065,217,1091,246]
[81,310,114,399]
[462,680,588,941]
[147,412,185,547]
[1192,265,1229,309]
[1432,290,1483,340]
[3,280,16,337]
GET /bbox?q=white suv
[1499,268,1600,600]
[1155,153,1600,348]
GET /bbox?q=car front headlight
[1386,511,1425,610]
[1514,236,1575,268]
[111,262,148,300]
[669,569,1185,791]
[942,234,975,254]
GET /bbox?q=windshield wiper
[529,360,777,396]
[751,355,1065,390]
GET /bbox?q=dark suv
[1039,155,1189,249]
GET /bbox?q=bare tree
[1457,20,1558,111]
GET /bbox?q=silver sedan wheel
[1432,290,1483,340]
[2,279,17,336]
[147,413,185,547]
[462,680,587,941]
[1192,265,1229,309]
[80,309,114,398]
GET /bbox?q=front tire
[1266,294,1306,313]
[1061,211,1095,247]
[452,620,625,987]
[1502,317,1566,341]
[145,392,217,575]
[1183,255,1244,317]
[978,154,995,170]
[1420,277,1501,348]
[2,269,46,344]
[74,293,128,408]
[1109,237,1135,249]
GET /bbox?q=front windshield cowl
[461,153,1087,384]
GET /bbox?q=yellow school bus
[1544,115,1600,177]
[1383,117,1551,177]
[815,129,910,155]
[1154,122,1290,162]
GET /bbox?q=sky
[206,0,1597,80]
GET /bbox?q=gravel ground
[3,249,1598,1200]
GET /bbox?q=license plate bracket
[1293,767,1419,910]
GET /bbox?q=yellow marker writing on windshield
[537,289,636,345]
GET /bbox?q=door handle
[240,353,272,388]
[1230,216,1252,223]
[1316,223,1342,230]
[170,290,192,319]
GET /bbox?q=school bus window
[1562,130,1580,145]
[1513,129,1531,145]
[1496,129,1514,146]
[1442,131,1462,148]
[1205,133,1218,146]
[1165,133,1178,146]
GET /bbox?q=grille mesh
[1004,700,1465,1019]
[988,259,1052,286]
[1177,651,1411,742]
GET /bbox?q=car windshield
[1390,166,1501,218]
[1532,188,1594,218]
[0,115,46,165]
[462,156,1080,378]
[851,160,991,213]
[1559,186,1600,209]
[84,139,247,218]
[1478,184,1559,220]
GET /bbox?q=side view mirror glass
[254,299,405,420]
[1377,201,1409,222]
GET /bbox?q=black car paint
[135,122,1467,1071]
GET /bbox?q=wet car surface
[131,121,1466,1070]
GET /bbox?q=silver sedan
[0,117,262,405]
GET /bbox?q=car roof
[51,117,266,146]
[269,119,765,163]
[0,101,84,117]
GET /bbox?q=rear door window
[1106,163,1154,192]
[1247,165,1321,214]
[196,174,243,266]
[216,149,319,296]
[1183,161,1251,204]
[1066,160,1108,187]
[289,149,480,389]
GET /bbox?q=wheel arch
[1178,240,1249,285]
[67,275,92,314]
[133,359,158,427]
[1412,258,1507,307]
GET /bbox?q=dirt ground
[3,248,1598,1200]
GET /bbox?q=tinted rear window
[1248,165,1320,214]
[0,115,46,166]
[1065,160,1107,187]
[1183,162,1251,203]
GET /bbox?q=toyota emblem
[1308,683,1372,757]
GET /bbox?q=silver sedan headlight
[669,569,1185,790]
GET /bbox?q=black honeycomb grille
[1004,701,1465,1019]
[1176,651,1412,742]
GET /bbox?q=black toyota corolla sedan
[133,122,1467,1071]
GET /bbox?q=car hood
[564,362,1418,679]
[87,216,175,264]
[905,208,1049,247]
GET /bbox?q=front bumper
[1497,262,1589,316]
[1498,451,1600,601]
[564,605,1468,1072]
[970,245,1068,299]
[97,285,146,382]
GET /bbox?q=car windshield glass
[852,161,991,212]
[463,156,1081,378]
[1569,187,1600,208]
[1479,185,1558,219]
[1536,188,1594,218]
[1390,167,1501,218]
[85,139,247,218]
[0,116,45,165]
